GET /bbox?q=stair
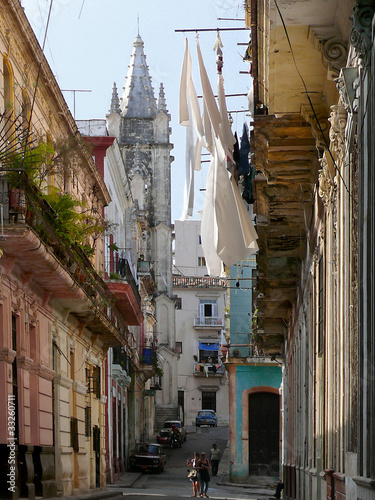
[154,405,179,431]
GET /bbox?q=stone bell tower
[107,34,178,423]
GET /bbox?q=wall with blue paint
[230,364,282,481]
[229,260,255,358]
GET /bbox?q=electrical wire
[24,0,54,159]
[273,0,354,202]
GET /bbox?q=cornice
[350,2,375,65]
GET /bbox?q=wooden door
[249,392,279,476]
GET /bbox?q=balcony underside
[0,226,126,346]
[106,281,144,326]
[253,114,319,354]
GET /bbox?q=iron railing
[193,316,223,327]
[173,275,227,288]
[0,174,130,341]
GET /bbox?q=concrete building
[106,35,178,428]
[0,2,139,498]
[245,0,375,498]
[226,257,282,483]
[173,220,229,427]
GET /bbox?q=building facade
[245,0,375,498]
[0,3,139,498]
[226,257,282,483]
[106,35,178,428]
[173,220,229,427]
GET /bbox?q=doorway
[248,392,279,476]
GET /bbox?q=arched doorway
[248,391,279,476]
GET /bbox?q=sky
[21,0,252,222]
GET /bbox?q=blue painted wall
[229,261,255,358]
[231,365,282,480]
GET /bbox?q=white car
[162,420,187,441]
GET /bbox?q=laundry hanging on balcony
[178,33,258,274]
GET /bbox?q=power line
[274,0,354,202]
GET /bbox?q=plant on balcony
[5,139,108,257]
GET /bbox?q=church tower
[107,35,178,422]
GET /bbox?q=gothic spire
[157,82,168,113]
[109,82,120,114]
[120,35,157,118]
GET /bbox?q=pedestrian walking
[209,443,220,476]
[187,451,200,497]
[197,451,210,498]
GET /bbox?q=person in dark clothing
[197,452,210,498]
[270,481,284,499]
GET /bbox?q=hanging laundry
[213,31,224,74]
[233,132,240,164]
[242,167,255,204]
[198,39,258,273]
[238,122,250,176]
[179,38,205,219]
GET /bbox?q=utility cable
[273,0,354,202]
[24,0,54,160]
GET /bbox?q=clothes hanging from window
[238,122,250,176]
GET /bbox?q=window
[175,342,182,354]
[84,407,91,437]
[198,235,202,244]
[198,341,219,364]
[175,297,182,309]
[202,391,216,411]
[198,256,206,266]
[70,416,79,452]
[199,299,218,318]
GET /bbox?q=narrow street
[108,426,274,500]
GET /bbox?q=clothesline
[175,28,248,33]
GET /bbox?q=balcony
[193,362,225,377]
[173,275,227,289]
[0,177,129,346]
[137,259,155,294]
[194,316,224,329]
[112,347,131,387]
[105,252,143,326]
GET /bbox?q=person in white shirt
[209,444,221,476]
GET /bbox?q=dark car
[129,443,167,473]
[195,409,218,427]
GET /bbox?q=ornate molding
[301,103,330,151]
[309,26,348,80]
[72,380,88,396]
[0,347,16,364]
[53,374,73,389]
[16,355,34,371]
[350,2,375,65]
[335,67,359,114]
[328,104,347,160]
[318,151,337,207]
[29,363,55,381]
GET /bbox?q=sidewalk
[216,441,278,499]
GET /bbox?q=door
[249,392,279,476]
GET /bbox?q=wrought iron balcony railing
[193,316,223,328]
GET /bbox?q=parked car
[129,443,166,473]
[195,409,218,427]
[156,429,171,446]
[162,420,187,441]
